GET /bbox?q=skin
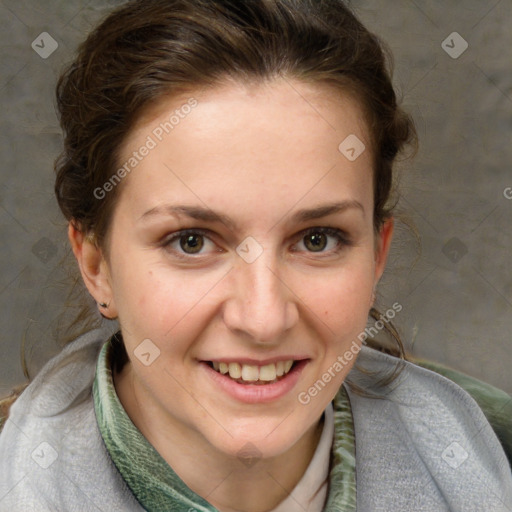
[69,77,393,512]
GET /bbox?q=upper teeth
[212,360,294,381]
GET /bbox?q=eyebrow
[138,200,364,231]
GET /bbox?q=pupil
[181,234,204,254]
[305,233,326,252]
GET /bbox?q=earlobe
[68,222,118,318]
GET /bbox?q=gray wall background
[0,0,511,395]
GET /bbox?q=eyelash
[160,227,351,260]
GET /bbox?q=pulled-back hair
[51,0,417,374]
[55,0,416,250]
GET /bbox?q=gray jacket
[0,329,511,511]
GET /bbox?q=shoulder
[0,329,142,511]
[410,355,512,467]
[2,328,105,430]
[0,385,28,433]
[343,346,512,510]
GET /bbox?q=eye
[293,227,349,254]
[162,229,219,257]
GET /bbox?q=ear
[68,222,118,318]
[372,217,394,289]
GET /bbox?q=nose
[222,253,299,344]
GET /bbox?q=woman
[1,1,511,510]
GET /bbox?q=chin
[206,415,315,462]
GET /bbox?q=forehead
[115,78,374,223]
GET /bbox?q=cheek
[305,262,374,330]
[111,258,223,343]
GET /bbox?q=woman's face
[94,78,392,459]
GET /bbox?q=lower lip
[201,360,309,404]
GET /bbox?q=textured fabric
[0,329,144,512]
[1,328,511,511]
[411,356,512,469]
[324,388,357,511]
[94,338,355,511]
[346,350,512,511]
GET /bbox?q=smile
[207,360,295,385]
[201,358,309,403]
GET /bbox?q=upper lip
[200,356,310,366]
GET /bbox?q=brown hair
[55,0,415,242]
[52,0,416,368]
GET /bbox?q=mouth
[204,359,299,385]
[200,357,309,403]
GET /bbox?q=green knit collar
[93,338,356,511]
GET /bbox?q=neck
[114,364,325,512]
